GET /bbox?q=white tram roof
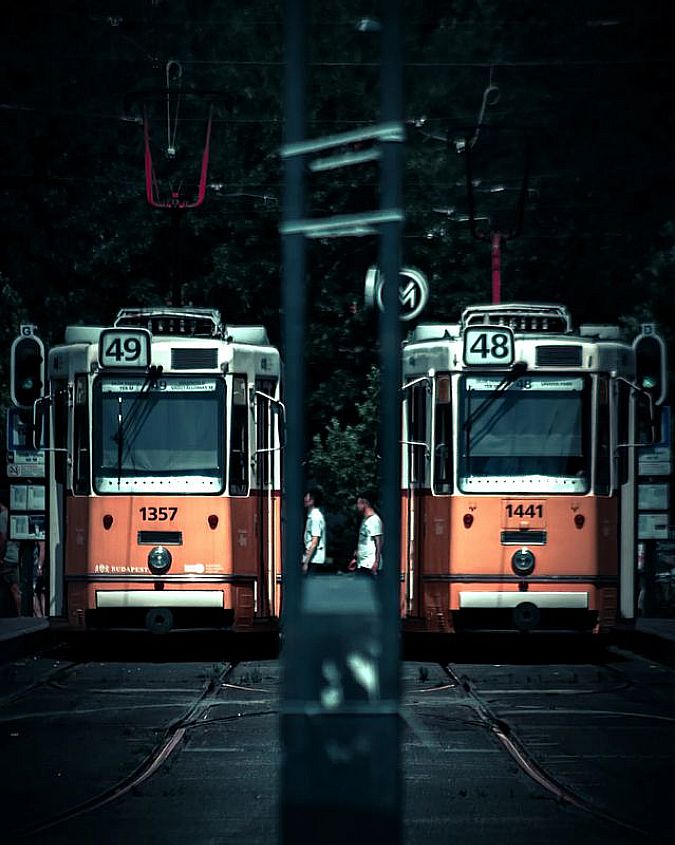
[461,302,573,333]
[404,302,635,379]
[50,307,278,380]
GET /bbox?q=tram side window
[434,374,452,494]
[73,376,91,495]
[407,382,428,487]
[595,377,611,495]
[230,376,249,495]
[255,378,276,488]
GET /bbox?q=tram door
[617,380,648,622]
[403,379,430,619]
[255,378,280,618]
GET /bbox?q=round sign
[364,266,429,322]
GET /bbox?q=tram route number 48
[463,325,515,366]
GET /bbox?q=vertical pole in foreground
[377,0,403,770]
[280,4,310,841]
[280,0,307,636]
[280,2,402,842]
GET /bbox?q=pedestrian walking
[302,488,331,574]
[354,492,383,575]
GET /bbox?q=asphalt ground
[1,626,675,844]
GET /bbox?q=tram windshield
[93,376,225,494]
[459,375,590,493]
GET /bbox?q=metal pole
[280,3,308,841]
[378,0,403,683]
[280,0,307,635]
[377,0,402,827]
[280,3,402,842]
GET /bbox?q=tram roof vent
[171,347,219,369]
[535,345,583,366]
[64,326,105,345]
[114,307,223,338]
[578,324,621,340]
[408,324,461,343]
[461,303,572,334]
[224,325,270,346]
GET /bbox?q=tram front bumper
[458,591,589,610]
[456,590,592,632]
[96,590,224,608]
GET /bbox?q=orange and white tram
[401,303,663,634]
[42,307,283,632]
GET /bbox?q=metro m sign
[365,266,429,321]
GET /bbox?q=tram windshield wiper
[111,365,163,486]
[114,395,124,486]
[462,361,528,434]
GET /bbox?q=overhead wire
[165,60,183,157]
[2,49,675,68]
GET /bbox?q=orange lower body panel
[64,494,281,631]
[401,491,620,633]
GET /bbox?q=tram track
[0,658,85,709]
[16,661,237,840]
[443,662,667,844]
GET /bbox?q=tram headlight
[511,548,535,576]
[148,546,172,574]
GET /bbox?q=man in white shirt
[355,492,383,575]
[302,488,330,574]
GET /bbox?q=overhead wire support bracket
[130,67,223,210]
[464,131,531,303]
[280,209,403,238]
[308,147,382,172]
[279,121,405,239]
[280,121,405,159]
[143,103,214,209]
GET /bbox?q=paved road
[1,634,673,844]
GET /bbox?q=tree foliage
[1,0,674,464]
[307,367,380,557]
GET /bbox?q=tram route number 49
[99,329,151,369]
[463,325,515,366]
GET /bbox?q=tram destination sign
[466,376,583,392]
[101,378,216,393]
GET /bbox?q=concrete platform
[636,616,675,642]
[0,616,49,643]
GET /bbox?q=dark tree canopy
[2,2,674,528]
